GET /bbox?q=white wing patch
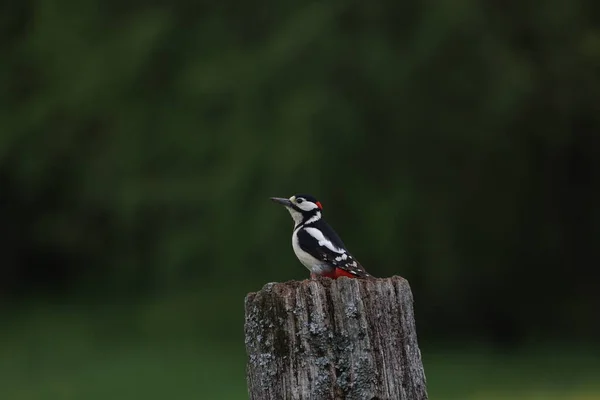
[304,227,345,254]
[335,253,348,262]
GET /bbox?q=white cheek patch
[298,201,319,211]
[304,227,345,254]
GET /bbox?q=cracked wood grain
[244,276,428,400]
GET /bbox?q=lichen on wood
[244,276,428,400]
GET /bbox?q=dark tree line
[1,0,599,343]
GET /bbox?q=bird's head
[270,194,323,226]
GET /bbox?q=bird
[270,194,373,279]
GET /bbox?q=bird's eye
[296,198,304,204]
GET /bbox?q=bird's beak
[270,197,292,207]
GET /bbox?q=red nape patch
[334,268,357,279]
[316,201,323,209]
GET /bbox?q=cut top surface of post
[244,276,428,400]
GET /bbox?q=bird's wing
[297,227,371,278]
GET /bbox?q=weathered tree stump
[244,276,428,400]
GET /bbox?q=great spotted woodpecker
[270,194,372,279]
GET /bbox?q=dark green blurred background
[2,1,599,399]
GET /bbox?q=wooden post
[244,276,428,400]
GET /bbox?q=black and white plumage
[270,194,372,279]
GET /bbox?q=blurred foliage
[1,0,599,347]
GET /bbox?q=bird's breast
[291,230,331,273]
